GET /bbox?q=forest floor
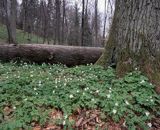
[0,24,43,44]
[0,62,160,130]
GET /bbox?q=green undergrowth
[0,24,43,44]
[0,62,160,130]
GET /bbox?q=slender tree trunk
[102,0,107,46]
[6,0,17,44]
[55,0,61,44]
[41,1,47,44]
[0,0,5,24]
[81,0,85,46]
[61,0,66,44]
[94,0,98,46]
[96,0,160,93]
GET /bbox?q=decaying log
[0,44,103,66]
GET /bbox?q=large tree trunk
[96,0,160,93]
[0,44,103,67]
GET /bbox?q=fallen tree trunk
[0,44,103,66]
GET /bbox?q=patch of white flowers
[84,87,89,91]
[38,81,42,86]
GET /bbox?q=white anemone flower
[24,98,28,101]
[112,109,117,114]
[91,99,95,102]
[135,68,138,70]
[150,99,154,102]
[96,90,99,93]
[69,94,74,99]
[140,80,145,84]
[115,102,118,106]
[64,115,68,119]
[107,94,111,98]
[125,100,130,105]
[145,111,150,116]
[63,120,66,125]
[147,123,152,128]
[123,121,126,127]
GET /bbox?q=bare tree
[102,0,107,46]
[40,0,47,44]
[0,0,5,24]
[5,0,17,44]
[55,0,61,44]
[61,0,66,44]
[94,0,98,46]
[81,0,85,46]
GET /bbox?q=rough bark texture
[96,0,160,93]
[6,0,17,44]
[0,44,103,67]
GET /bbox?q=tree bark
[61,0,66,44]
[5,0,17,44]
[0,44,103,67]
[96,0,160,93]
[94,0,98,46]
[102,0,107,46]
[81,0,85,46]
[55,0,61,44]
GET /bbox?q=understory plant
[0,62,159,130]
